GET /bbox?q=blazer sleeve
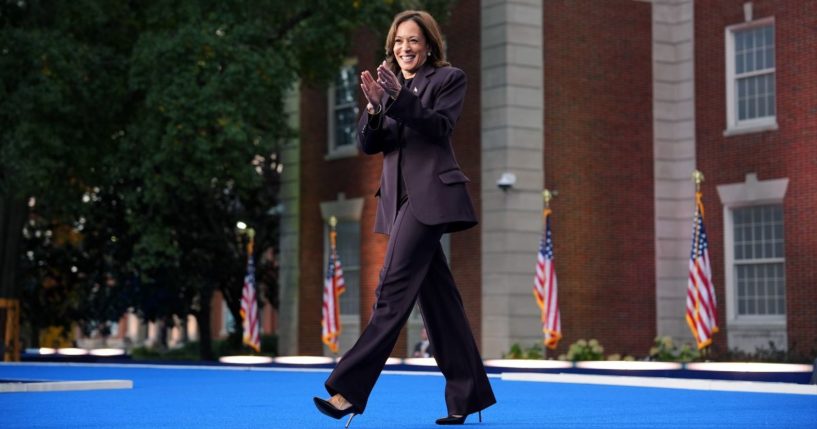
[357,109,399,155]
[384,67,466,140]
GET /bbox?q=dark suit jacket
[357,64,477,235]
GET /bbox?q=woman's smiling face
[393,19,428,78]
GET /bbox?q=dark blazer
[358,63,477,235]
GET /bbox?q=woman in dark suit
[313,10,496,426]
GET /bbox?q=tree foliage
[1,0,453,358]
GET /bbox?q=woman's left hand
[377,61,401,100]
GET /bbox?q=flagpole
[237,222,260,354]
[691,170,706,359]
[328,216,339,359]
[541,189,553,359]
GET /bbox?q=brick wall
[695,0,817,355]
[543,0,656,356]
[446,0,483,349]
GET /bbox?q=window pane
[765,26,774,67]
[737,75,774,121]
[333,64,360,150]
[335,106,358,147]
[334,220,361,315]
[766,46,775,69]
[736,52,745,74]
[768,74,776,115]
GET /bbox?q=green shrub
[559,339,604,361]
[649,336,700,362]
[503,343,544,359]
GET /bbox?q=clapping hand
[376,61,401,100]
[360,69,384,115]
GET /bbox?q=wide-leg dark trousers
[324,200,496,415]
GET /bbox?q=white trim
[319,195,365,222]
[724,17,776,134]
[723,120,778,136]
[326,58,360,159]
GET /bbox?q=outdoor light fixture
[89,348,126,357]
[273,356,334,365]
[496,172,516,191]
[402,357,438,367]
[57,348,89,356]
[219,355,274,365]
[483,359,573,369]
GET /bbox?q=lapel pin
[413,87,418,94]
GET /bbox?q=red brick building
[275,0,817,360]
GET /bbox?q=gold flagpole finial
[329,216,338,248]
[543,189,553,208]
[692,170,704,192]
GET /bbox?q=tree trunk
[0,195,27,360]
[0,196,26,299]
[196,287,215,361]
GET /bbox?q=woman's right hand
[360,70,385,114]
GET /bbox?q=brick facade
[695,0,817,355]
[543,0,656,356]
[290,0,815,359]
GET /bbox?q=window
[732,205,785,317]
[717,174,788,352]
[725,19,776,134]
[334,220,361,316]
[327,61,360,158]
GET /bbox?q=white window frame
[326,58,360,160]
[730,205,785,320]
[717,173,788,352]
[724,17,777,136]
[320,195,364,355]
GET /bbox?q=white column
[481,0,544,358]
[652,0,697,342]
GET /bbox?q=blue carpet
[1,363,815,428]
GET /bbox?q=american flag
[533,208,561,350]
[322,240,346,354]
[686,192,719,349]
[240,242,261,353]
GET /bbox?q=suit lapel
[408,63,436,99]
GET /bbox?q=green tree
[2,0,454,360]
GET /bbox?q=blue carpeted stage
[1,363,815,428]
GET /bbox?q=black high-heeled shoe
[435,410,482,425]
[313,397,360,428]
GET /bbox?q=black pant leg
[325,202,445,411]
[419,243,497,416]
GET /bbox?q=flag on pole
[686,188,719,349]
[240,234,261,353]
[533,207,561,350]
[322,218,346,353]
